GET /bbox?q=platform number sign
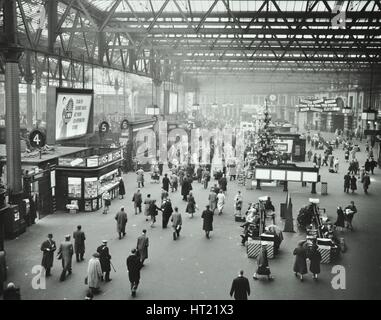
[99,121,110,135]
[29,129,46,148]
[121,119,129,130]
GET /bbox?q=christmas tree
[254,109,281,165]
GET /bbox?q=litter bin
[321,182,328,195]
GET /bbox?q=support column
[2,0,24,202]
[35,77,41,126]
[47,0,58,52]
[25,51,34,130]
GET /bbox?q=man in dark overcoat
[230,270,250,300]
[119,178,126,199]
[115,207,128,239]
[126,249,143,297]
[181,176,192,201]
[201,205,214,239]
[162,173,170,192]
[161,198,173,229]
[57,235,73,282]
[40,233,56,276]
[97,240,112,282]
[73,225,86,262]
[136,229,149,265]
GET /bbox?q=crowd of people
[2,123,378,300]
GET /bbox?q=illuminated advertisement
[56,92,93,140]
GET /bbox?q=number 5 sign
[29,129,46,149]
[99,121,110,135]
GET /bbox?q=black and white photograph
[0,0,381,308]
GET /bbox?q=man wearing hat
[73,225,86,262]
[115,207,128,239]
[87,253,102,295]
[3,282,21,300]
[97,240,112,282]
[57,235,74,282]
[136,230,149,265]
[40,234,56,276]
[126,249,143,297]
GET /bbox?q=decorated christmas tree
[254,109,281,165]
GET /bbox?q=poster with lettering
[55,93,92,140]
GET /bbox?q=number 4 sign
[29,129,46,149]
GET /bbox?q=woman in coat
[186,191,196,218]
[102,191,111,214]
[148,200,161,227]
[344,172,351,193]
[201,205,214,239]
[208,189,217,212]
[350,174,357,193]
[363,172,371,194]
[143,194,152,221]
[308,244,321,281]
[253,246,273,281]
[216,190,226,215]
[119,178,125,199]
[312,153,317,165]
[181,177,192,201]
[234,191,243,217]
[293,241,308,281]
[334,206,345,229]
[365,159,371,173]
[87,253,102,294]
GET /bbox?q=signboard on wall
[55,90,93,141]
[298,97,342,113]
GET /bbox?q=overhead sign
[29,129,46,148]
[121,119,129,130]
[99,121,110,135]
[55,92,92,141]
[298,97,343,113]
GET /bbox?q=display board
[286,170,302,181]
[55,91,93,141]
[68,177,81,198]
[302,171,318,182]
[275,139,293,153]
[271,170,286,180]
[256,168,271,180]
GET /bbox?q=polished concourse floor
[4,132,381,300]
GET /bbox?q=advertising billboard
[55,90,93,141]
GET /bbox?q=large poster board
[55,90,93,141]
